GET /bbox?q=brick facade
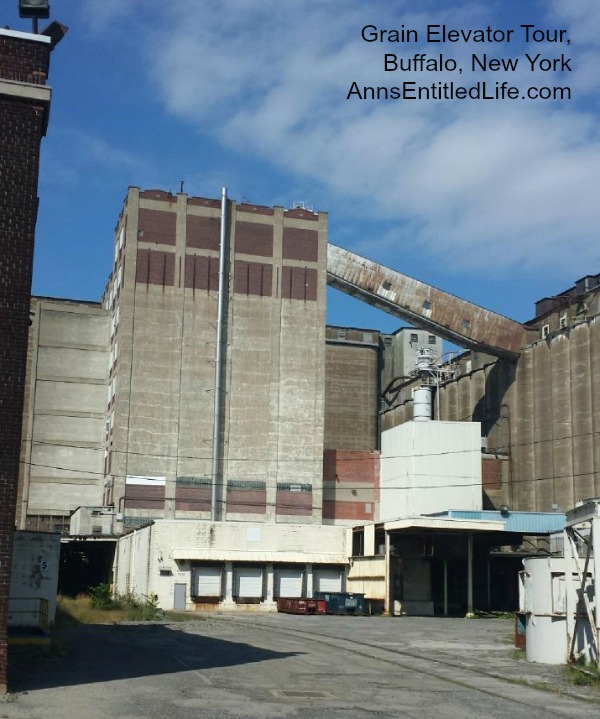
[0,30,52,694]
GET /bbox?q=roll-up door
[275,567,304,598]
[193,565,223,598]
[314,567,343,593]
[235,566,264,599]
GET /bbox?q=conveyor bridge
[326,244,528,358]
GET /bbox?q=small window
[382,281,392,291]
[559,313,568,329]
[542,324,550,338]
[410,333,418,343]
[422,300,431,310]
[428,335,436,344]
[462,319,470,330]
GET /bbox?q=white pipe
[211,187,228,522]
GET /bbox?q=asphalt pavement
[2,614,599,719]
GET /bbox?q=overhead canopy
[172,548,348,564]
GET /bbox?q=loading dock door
[193,565,223,598]
[235,567,264,599]
[275,568,304,598]
[314,567,343,593]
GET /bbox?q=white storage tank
[521,557,594,664]
[413,386,433,421]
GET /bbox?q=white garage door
[193,565,222,597]
[275,568,304,598]
[235,567,264,598]
[314,568,343,593]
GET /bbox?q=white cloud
[130,1,600,275]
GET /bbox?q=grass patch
[565,657,600,688]
[58,587,164,625]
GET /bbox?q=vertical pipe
[384,531,391,615]
[211,187,229,522]
[467,533,474,616]
[443,559,448,616]
[593,514,600,668]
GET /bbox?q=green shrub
[89,583,119,610]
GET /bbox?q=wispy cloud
[89,0,600,276]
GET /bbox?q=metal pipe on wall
[211,187,229,522]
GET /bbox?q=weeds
[58,587,164,624]
[565,656,600,688]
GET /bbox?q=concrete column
[224,562,234,605]
[266,563,274,604]
[384,531,391,615]
[306,564,314,598]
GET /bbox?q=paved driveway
[3,614,599,719]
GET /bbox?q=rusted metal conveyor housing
[326,244,528,358]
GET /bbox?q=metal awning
[382,516,505,533]
[172,548,348,564]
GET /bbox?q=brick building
[0,27,53,694]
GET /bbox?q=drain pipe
[211,187,229,522]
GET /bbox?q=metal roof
[430,510,565,534]
[382,516,505,533]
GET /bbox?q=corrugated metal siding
[438,510,566,534]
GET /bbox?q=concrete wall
[113,520,349,611]
[381,328,442,390]
[324,329,380,452]
[8,531,60,626]
[106,189,326,530]
[18,298,109,530]
[382,312,600,514]
[379,420,482,520]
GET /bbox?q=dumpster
[314,592,367,615]
[277,597,326,615]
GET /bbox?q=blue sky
[12,0,600,334]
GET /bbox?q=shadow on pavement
[9,622,298,691]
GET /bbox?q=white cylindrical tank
[522,557,595,664]
[413,386,433,421]
[523,557,567,664]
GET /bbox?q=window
[428,335,436,344]
[410,333,418,343]
[277,482,312,493]
[227,480,266,491]
[559,313,568,329]
[542,324,550,338]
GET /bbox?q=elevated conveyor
[326,244,528,358]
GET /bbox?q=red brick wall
[0,32,51,693]
[276,490,312,516]
[226,489,267,515]
[282,228,318,262]
[482,457,503,490]
[175,486,211,511]
[322,449,380,521]
[123,485,165,510]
